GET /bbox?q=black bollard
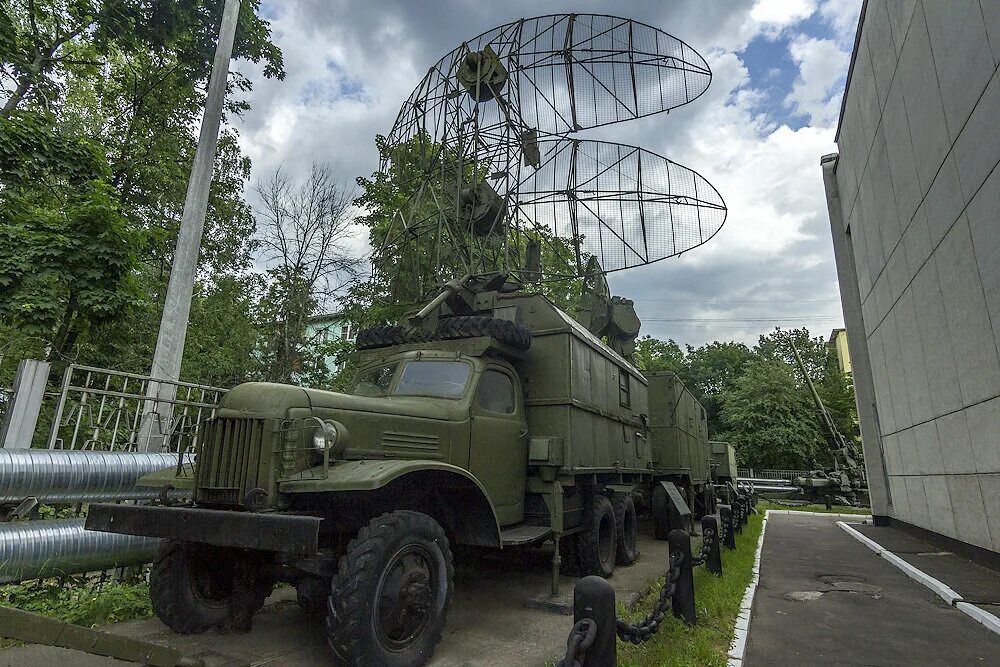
[667,529,696,625]
[719,504,736,550]
[701,515,723,576]
[573,576,617,667]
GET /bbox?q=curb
[837,520,1000,637]
[766,509,873,520]
[837,521,962,605]
[727,509,768,667]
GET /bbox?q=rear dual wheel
[611,493,639,566]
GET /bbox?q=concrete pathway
[744,513,1000,666]
[0,530,674,666]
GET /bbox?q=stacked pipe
[0,519,159,584]
[0,449,190,504]
[0,449,190,583]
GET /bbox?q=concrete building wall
[827,0,1000,552]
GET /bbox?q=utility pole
[140,0,241,451]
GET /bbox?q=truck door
[470,366,527,525]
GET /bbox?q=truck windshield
[393,360,472,398]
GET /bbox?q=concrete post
[821,154,892,515]
[702,515,722,576]
[668,529,696,625]
[140,0,242,450]
[0,359,51,448]
[572,575,616,667]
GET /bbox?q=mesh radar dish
[367,13,727,303]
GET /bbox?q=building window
[340,323,353,340]
[619,372,631,408]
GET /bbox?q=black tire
[296,576,329,617]
[611,493,639,566]
[575,494,617,578]
[326,510,454,667]
[436,316,531,351]
[150,540,235,634]
[355,325,410,350]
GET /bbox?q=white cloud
[749,0,817,33]
[820,0,864,45]
[784,36,852,126]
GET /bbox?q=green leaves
[0,113,143,354]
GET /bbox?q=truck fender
[279,460,502,547]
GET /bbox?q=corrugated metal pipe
[0,518,159,584]
[0,449,191,504]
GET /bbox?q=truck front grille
[196,418,267,506]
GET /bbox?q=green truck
[87,291,714,666]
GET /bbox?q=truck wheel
[436,316,532,351]
[150,540,234,634]
[326,510,453,667]
[575,494,617,578]
[611,493,639,566]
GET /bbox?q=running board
[500,524,553,546]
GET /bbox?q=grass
[0,575,154,647]
[615,510,764,666]
[758,499,871,515]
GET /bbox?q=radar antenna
[361,13,728,324]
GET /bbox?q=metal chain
[690,527,715,566]
[556,618,597,667]
[614,549,684,644]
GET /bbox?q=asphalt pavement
[744,512,1000,666]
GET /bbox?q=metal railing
[737,468,809,481]
[46,365,226,452]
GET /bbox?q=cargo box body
[503,294,649,474]
[646,371,711,486]
[711,440,737,482]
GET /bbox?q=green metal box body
[502,293,650,474]
[646,371,710,485]
[710,440,737,482]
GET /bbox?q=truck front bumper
[85,504,321,556]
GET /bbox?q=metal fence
[737,468,809,481]
[46,365,227,453]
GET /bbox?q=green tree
[681,340,753,434]
[716,359,827,469]
[1,0,283,381]
[633,335,685,372]
[0,111,143,360]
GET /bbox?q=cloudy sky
[231,0,863,348]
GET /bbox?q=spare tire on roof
[354,325,410,350]
[436,316,531,351]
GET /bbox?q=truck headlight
[313,421,342,453]
[312,429,328,451]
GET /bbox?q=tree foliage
[0,0,283,383]
[634,327,859,470]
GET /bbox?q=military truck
[646,371,716,525]
[87,291,681,666]
[711,441,738,485]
